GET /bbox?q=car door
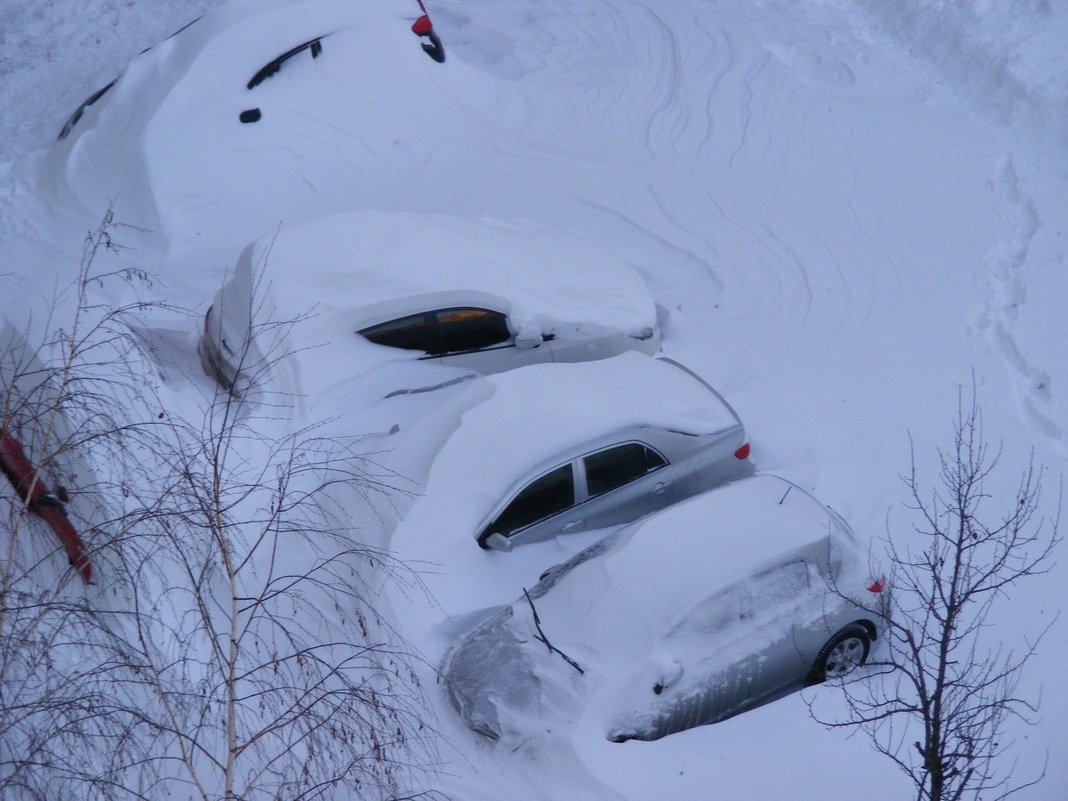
[610,583,754,741]
[478,462,583,548]
[618,561,818,741]
[675,560,820,706]
[576,441,679,531]
[432,308,549,372]
[743,559,824,701]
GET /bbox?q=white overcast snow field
[2,1,1067,800]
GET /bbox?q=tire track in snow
[977,157,1062,445]
[630,3,682,159]
[702,194,814,331]
[726,50,770,172]
[577,195,725,299]
[692,15,737,168]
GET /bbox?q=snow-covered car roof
[239,209,658,343]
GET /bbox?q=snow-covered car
[47,0,455,249]
[441,475,887,743]
[472,357,749,551]
[379,353,749,558]
[57,2,444,143]
[198,210,661,397]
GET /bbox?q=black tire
[811,624,870,682]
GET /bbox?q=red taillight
[866,576,886,593]
[734,442,751,460]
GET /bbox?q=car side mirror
[653,660,683,695]
[514,325,542,350]
[484,533,513,552]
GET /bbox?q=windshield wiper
[247,36,324,90]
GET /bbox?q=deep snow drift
[2,0,1066,799]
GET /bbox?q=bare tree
[3,213,439,800]
[1,213,164,800]
[818,389,1060,801]
[98,261,440,801]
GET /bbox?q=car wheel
[811,625,870,681]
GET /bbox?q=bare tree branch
[814,384,1060,801]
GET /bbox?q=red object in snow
[411,14,433,35]
[410,0,445,63]
[0,433,92,582]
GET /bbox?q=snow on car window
[748,560,812,610]
[668,584,747,638]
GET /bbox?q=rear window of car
[584,442,666,497]
[749,560,813,607]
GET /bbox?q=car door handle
[562,520,585,532]
[652,481,670,494]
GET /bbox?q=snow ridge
[847,0,1068,168]
[977,157,1062,446]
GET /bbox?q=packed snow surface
[2,0,1067,799]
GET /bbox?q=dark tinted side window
[584,443,666,497]
[435,308,510,354]
[360,314,432,352]
[491,464,575,537]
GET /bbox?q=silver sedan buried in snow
[442,475,888,743]
[465,357,751,552]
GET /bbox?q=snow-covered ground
[2,1,1066,799]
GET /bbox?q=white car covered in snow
[48,0,455,248]
[441,475,887,743]
[198,210,661,397]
